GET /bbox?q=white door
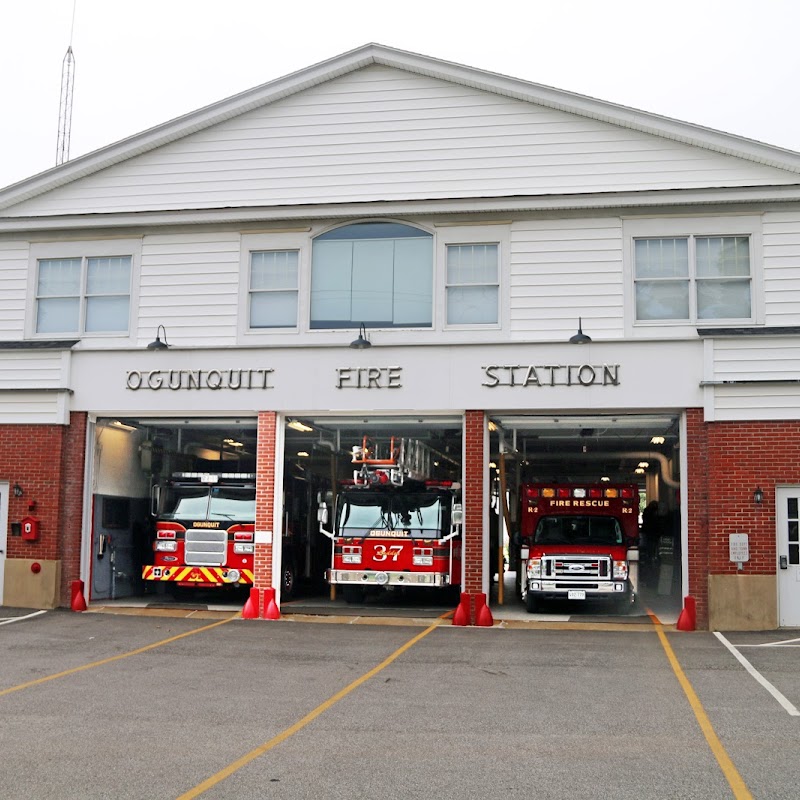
[777,486,800,627]
[0,481,8,604]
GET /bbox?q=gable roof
[2,42,800,213]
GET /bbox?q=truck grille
[185,528,226,566]
[542,554,611,580]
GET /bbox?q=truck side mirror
[317,506,329,525]
[452,503,463,525]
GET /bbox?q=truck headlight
[155,541,177,552]
[342,545,361,564]
[527,558,542,579]
[613,560,628,579]
[233,544,254,554]
[413,547,433,566]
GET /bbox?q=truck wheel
[342,585,366,604]
[281,565,295,601]
[525,591,539,613]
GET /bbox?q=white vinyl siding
[763,211,800,326]
[139,232,240,346]
[510,218,624,339]
[0,350,71,424]
[5,66,797,218]
[0,241,28,337]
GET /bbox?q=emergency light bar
[172,472,256,482]
[526,486,635,500]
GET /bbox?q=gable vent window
[36,255,132,334]
[634,235,752,323]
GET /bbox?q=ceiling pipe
[526,450,680,489]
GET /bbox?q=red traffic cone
[242,588,260,619]
[452,592,470,626]
[475,592,494,627]
[70,580,87,612]
[264,588,281,620]
[676,595,696,631]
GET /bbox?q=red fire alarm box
[21,516,40,542]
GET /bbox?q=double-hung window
[628,218,758,325]
[310,222,433,329]
[249,250,299,328]
[445,243,499,325]
[35,255,132,334]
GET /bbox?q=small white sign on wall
[254,530,273,545]
[729,533,750,565]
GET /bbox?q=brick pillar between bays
[254,411,277,608]
[461,410,487,624]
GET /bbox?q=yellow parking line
[176,613,448,799]
[648,612,753,799]
[0,614,238,698]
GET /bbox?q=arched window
[310,222,433,329]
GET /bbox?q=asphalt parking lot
[2,607,799,800]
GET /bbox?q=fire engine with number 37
[318,437,463,604]
[515,482,640,613]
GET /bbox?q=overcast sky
[1,0,799,191]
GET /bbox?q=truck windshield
[534,516,623,546]
[160,485,255,522]
[337,491,447,538]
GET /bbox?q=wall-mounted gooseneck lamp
[146,325,169,351]
[753,487,764,505]
[349,323,372,350]
[569,318,592,345]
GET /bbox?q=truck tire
[281,564,296,601]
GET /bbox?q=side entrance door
[776,486,800,627]
[0,481,8,604]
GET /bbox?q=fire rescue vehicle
[319,437,463,603]
[515,482,640,612]
[142,472,256,589]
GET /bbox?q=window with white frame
[310,222,433,329]
[633,231,754,323]
[445,243,499,325]
[249,250,299,328]
[35,255,132,334]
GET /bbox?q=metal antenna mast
[56,2,77,166]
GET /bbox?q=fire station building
[2,44,800,630]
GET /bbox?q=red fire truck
[515,482,640,613]
[142,472,256,589]
[319,437,463,603]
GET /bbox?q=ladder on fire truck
[351,436,432,486]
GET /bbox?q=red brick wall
[686,410,800,628]
[254,410,277,589]
[463,410,486,594]
[0,412,87,606]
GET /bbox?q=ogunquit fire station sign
[125,363,621,390]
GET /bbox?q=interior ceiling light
[223,439,243,447]
[651,436,666,444]
[109,420,137,432]
[287,419,314,432]
[635,468,645,474]
[488,420,498,432]
[600,476,610,482]
[297,451,310,458]
[638,461,650,468]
